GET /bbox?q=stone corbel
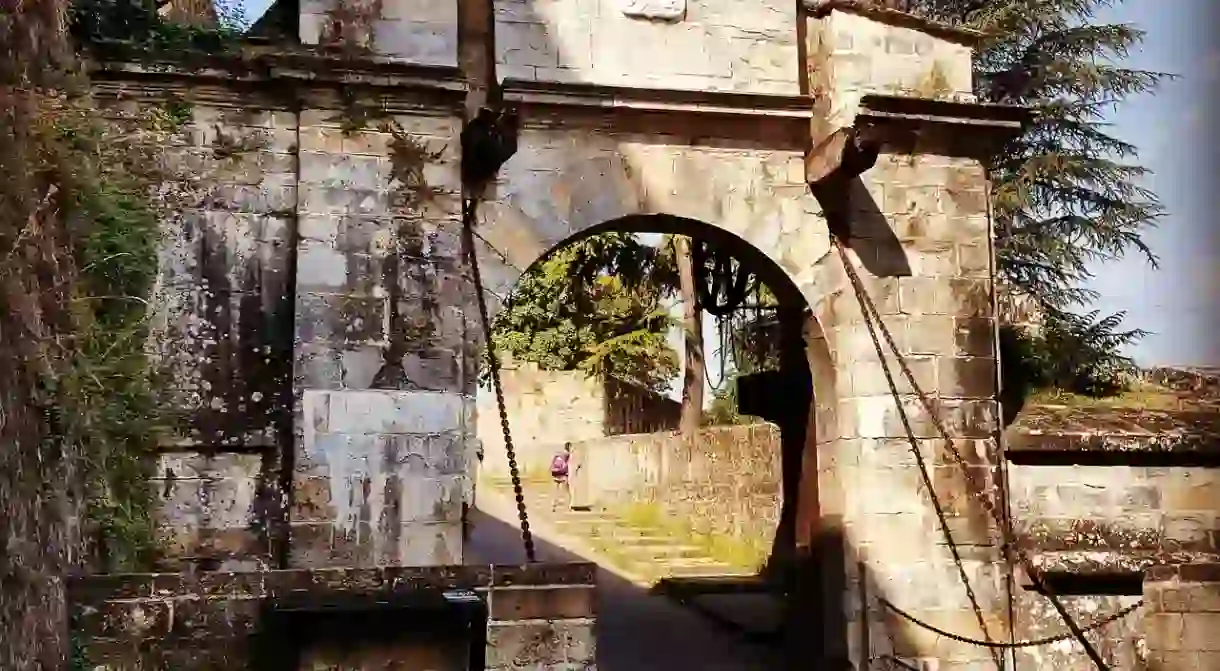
[851,93,1032,160]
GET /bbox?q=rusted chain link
[833,239,1115,669]
[463,196,537,563]
[880,597,1143,649]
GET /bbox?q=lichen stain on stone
[387,124,447,216]
[322,0,385,52]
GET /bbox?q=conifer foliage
[912,0,1169,395]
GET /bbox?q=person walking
[549,442,573,511]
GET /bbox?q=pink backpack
[549,453,569,477]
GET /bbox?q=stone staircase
[486,481,756,584]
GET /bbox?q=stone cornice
[851,93,1031,157]
[498,78,813,146]
[87,50,466,112]
[500,78,813,119]
[803,0,988,46]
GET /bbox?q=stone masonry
[70,563,597,670]
[477,359,680,479]
[73,0,1219,669]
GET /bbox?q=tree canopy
[490,233,681,393]
[912,0,1169,396]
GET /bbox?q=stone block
[488,585,596,621]
[937,355,996,398]
[326,390,466,434]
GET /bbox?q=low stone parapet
[1142,562,1220,670]
[69,563,597,670]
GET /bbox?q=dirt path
[466,493,781,671]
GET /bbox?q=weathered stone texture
[494,0,800,93]
[568,424,780,561]
[291,107,476,568]
[153,452,268,571]
[68,563,597,670]
[477,359,679,478]
[292,110,466,394]
[1142,563,1220,670]
[299,0,460,66]
[148,104,298,449]
[293,390,471,568]
[1009,464,1220,565]
[806,5,976,136]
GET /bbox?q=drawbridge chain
[460,105,536,563]
[832,239,1132,669]
[462,195,537,564]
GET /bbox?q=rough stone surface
[68,563,596,670]
[299,0,460,66]
[477,359,680,479]
[75,3,1168,669]
[494,0,801,93]
[1142,563,1220,670]
[569,424,780,556]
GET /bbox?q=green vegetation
[4,0,194,583]
[71,0,248,54]
[913,0,1169,398]
[491,232,681,393]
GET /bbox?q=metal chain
[462,196,536,563]
[880,597,1143,649]
[833,240,1119,668]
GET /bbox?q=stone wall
[493,0,801,94]
[1143,563,1220,669]
[477,361,680,478]
[477,362,606,478]
[69,563,597,670]
[298,0,459,66]
[570,424,780,551]
[93,58,479,572]
[1008,464,1220,572]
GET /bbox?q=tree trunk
[675,236,704,435]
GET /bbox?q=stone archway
[466,71,1022,664]
[470,208,826,576]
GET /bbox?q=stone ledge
[1018,518,1220,555]
[1025,551,1220,580]
[851,94,1031,157]
[1146,562,1220,584]
[803,0,988,46]
[88,51,465,111]
[499,78,815,146]
[501,78,813,119]
[1006,432,1220,466]
[68,563,597,604]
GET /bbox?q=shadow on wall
[822,176,912,278]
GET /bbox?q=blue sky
[235,0,1210,368]
[1083,0,1217,366]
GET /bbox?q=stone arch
[470,166,843,579]
[468,131,837,318]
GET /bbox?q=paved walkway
[467,488,782,671]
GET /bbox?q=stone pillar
[289,107,475,569]
[1143,563,1220,670]
[803,4,1022,668]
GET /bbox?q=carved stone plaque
[618,0,686,21]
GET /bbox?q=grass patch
[1028,381,1201,411]
[613,501,769,574]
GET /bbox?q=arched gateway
[73,1,1153,669]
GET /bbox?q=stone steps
[484,482,758,585]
